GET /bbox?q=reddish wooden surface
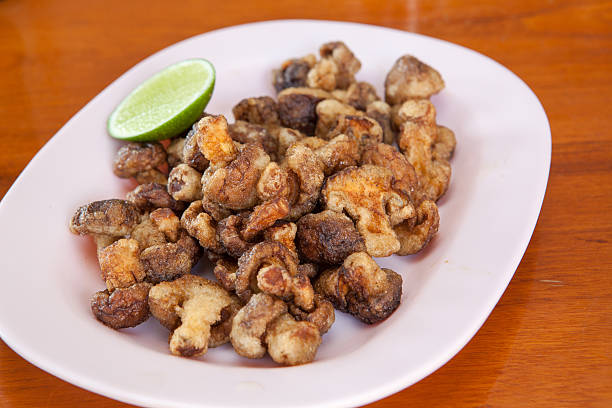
[1,0,611,407]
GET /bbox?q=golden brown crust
[314,99,359,139]
[263,221,298,256]
[217,214,254,258]
[149,208,180,242]
[126,183,185,213]
[296,210,365,265]
[328,114,383,146]
[70,199,140,237]
[265,313,321,365]
[181,200,224,253]
[91,282,152,329]
[167,164,203,202]
[366,100,395,145]
[345,82,380,111]
[283,144,325,220]
[242,197,290,242]
[277,87,332,135]
[140,232,200,284]
[232,96,280,126]
[112,142,167,181]
[98,238,146,291]
[166,137,186,168]
[313,134,361,176]
[228,121,278,161]
[307,41,361,91]
[183,129,210,172]
[272,55,316,93]
[130,214,167,250]
[194,115,238,167]
[288,294,335,335]
[256,162,300,203]
[394,199,440,255]
[384,55,445,105]
[213,257,238,292]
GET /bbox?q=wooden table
[1,0,610,407]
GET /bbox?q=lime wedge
[108,58,215,142]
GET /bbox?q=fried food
[394,199,440,255]
[366,101,394,144]
[98,238,146,291]
[283,144,325,220]
[167,163,203,202]
[232,96,280,126]
[112,142,168,184]
[307,41,361,91]
[314,99,359,138]
[90,282,152,329]
[265,313,321,366]
[272,54,317,92]
[70,199,140,237]
[180,200,224,253]
[183,129,210,172]
[278,87,332,135]
[140,231,201,283]
[193,115,238,167]
[228,121,278,160]
[384,55,445,105]
[126,183,185,213]
[313,134,361,176]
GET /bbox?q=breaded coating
[228,121,278,161]
[140,232,200,284]
[366,101,395,144]
[345,82,380,111]
[396,100,451,201]
[209,299,242,348]
[213,257,238,292]
[90,282,152,329]
[167,163,203,202]
[307,41,361,91]
[434,125,456,161]
[232,96,280,126]
[315,252,402,324]
[98,238,146,292]
[277,87,332,135]
[328,114,383,146]
[200,196,232,222]
[183,129,210,172]
[314,99,358,138]
[230,293,287,359]
[313,134,361,176]
[306,58,339,91]
[322,165,414,257]
[217,214,254,258]
[126,183,185,213]
[202,143,270,210]
[394,199,439,255]
[242,197,290,241]
[133,168,168,185]
[267,126,305,159]
[296,210,366,265]
[256,162,300,203]
[235,241,314,311]
[272,54,317,92]
[292,136,328,151]
[150,208,180,242]
[361,142,420,203]
[148,275,238,357]
[283,144,325,220]
[70,199,140,237]
[112,142,167,183]
[384,55,445,105]
[263,221,298,256]
[265,313,321,366]
[93,234,119,257]
[288,294,335,335]
[166,137,186,168]
[180,200,224,253]
[193,115,238,167]
[130,214,167,250]
[298,263,319,279]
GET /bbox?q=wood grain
[1,0,611,407]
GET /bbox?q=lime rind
[108,58,215,142]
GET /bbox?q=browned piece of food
[167,163,202,202]
[232,96,280,126]
[288,294,335,334]
[366,101,395,144]
[140,232,200,283]
[272,54,317,92]
[70,199,140,237]
[307,41,361,91]
[297,263,319,279]
[283,144,325,220]
[217,214,254,258]
[112,142,167,184]
[361,142,420,203]
[149,275,240,357]
[242,197,290,241]
[149,208,180,242]
[263,221,298,256]
[297,210,366,265]
[434,125,457,161]
[394,199,440,255]
[126,183,185,213]
[182,129,210,172]
[277,87,332,135]
[193,115,238,167]
[315,252,402,324]
[396,99,452,201]
[322,165,414,257]
[202,143,271,210]
[209,300,242,348]
[313,134,361,176]
[181,201,224,253]
[384,55,445,105]
[314,99,359,138]
[98,238,146,291]
[328,114,383,146]
[90,282,152,329]
[267,126,305,159]
[213,257,238,291]
[265,313,321,366]
[166,137,186,168]
[344,82,380,111]
[228,121,278,161]
[199,196,232,222]
[235,241,314,311]
[130,214,167,250]
[256,162,300,203]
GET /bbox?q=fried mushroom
[140,231,201,284]
[366,101,394,144]
[213,257,238,292]
[314,99,358,138]
[232,96,280,126]
[228,121,278,161]
[98,238,146,291]
[130,214,167,250]
[126,183,185,213]
[277,87,332,135]
[313,134,361,176]
[384,55,445,105]
[283,144,325,220]
[112,142,167,184]
[272,54,317,92]
[91,282,152,329]
[315,252,402,324]
[265,313,321,366]
[344,81,380,111]
[217,214,254,258]
[288,294,335,335]
[256,162,300,203]
[307,41,361,91]
[70,199,140,237]
[180,200,224,253]
[263,221,298,256]
[149,208,180,242]
[148,275,239,357]
[321,165,414,257]
[183,129,210,172]
[167,164,203,202]
[193,115,238,167]
[242,197,290,242]
[166,137,186,168]
[327,114,383,146]
[394,199,440,255]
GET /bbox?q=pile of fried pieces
[69,41,455,366]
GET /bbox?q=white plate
[0,20,550,408]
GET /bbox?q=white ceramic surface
[0,20,550,408]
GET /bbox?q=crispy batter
[167,164,203,202]
[150,208,180,242]
[345,82,380,111]
[257,264,313,312]
[322,165,414,257]
[366,101,395,144]
[217,214,254,258]
[272,54,317,92]
[434,125,456,161]
[70,199,140,237]
[267,126,305,159]
[180,201,224,253]
[232,96,280,126]
[148,275,237,357]
[213,257,238,292]
[313,134,361,176]
[283,144,325,220]
[394,199,439,255]
[384,55,445,105]
[256,162,300,203]
[112,142,167,182]
[315,252,402,324]
[126,183,185,213]
[166,137,185,168]
[183,129,210,172]
[278,87,332,135]
[93,234,119,257]
[130,214,167,250]
[288,294,335,334]
[134,168,168,185]
[140,232,200,284]
[396,100,451,201]
[194,115,238,167]
[90,282,152,329]
[202,143,270,210]
[228,121,278,161]
[310,41,361,90]
[199,196,232,222]
[296,210,365,265]
[298,263,319,279]
[306,58,339,91]
[314,99,358,139]
[242,197,290,241]
[265,313,321,365]
[209,299,242,348]
[263,221,297,256]
[98,238,146,291]
[230,293,287,359]
[328,114,383,146]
